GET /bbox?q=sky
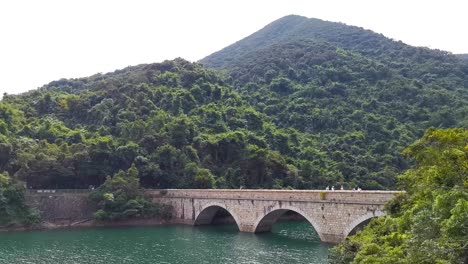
[1,0,467,96]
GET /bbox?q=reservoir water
[0,221,330,264]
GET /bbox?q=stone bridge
[147,189,401,243]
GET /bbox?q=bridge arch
[252,205,324,241]
[194,202,241,230]
[343,210,386,238]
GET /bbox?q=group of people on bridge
[325,185,362,191]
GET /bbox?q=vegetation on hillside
[457,54,468,60]
[0,59,303,190]
[90,164,172,221]
[330,128,468,263]
[0,172,39,226]
[201,15,468,190]
[201,15,468,75]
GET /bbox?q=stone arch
[252,205,324,240]
[343,210,386,238]
[194,202,241,230]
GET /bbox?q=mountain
[199,15,468,188]
[201,15,462,70]
[0,16,466,192]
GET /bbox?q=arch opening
[194,205,240,230]
[254,208,320,240]
[255,209,308,233]
[343,211,386,238]
[348,218,372,236]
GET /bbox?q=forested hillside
[0,15,467,192]
[330,128,468,263]
[1,59,305,189]
[200,15,468,190]
[457,54,468,60]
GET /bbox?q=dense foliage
[330,128,468,263]
[90,164,172,221]
[0,15,466,193]
[457,54,468,60]
[0,59,302,190]
[201,15,468,190]
[0,172,39,226]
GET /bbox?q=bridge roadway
[147,189,401,243]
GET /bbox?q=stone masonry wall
[25,190,96,224]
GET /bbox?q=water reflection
[0,222,329,264]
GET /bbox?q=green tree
[90,164,172,221]
[194,168,215,189]
[330,128,468,264]
[0,172,39,226]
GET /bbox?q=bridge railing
[27,189,93,194]
[146,189,403,205]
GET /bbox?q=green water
[0,222,330,264]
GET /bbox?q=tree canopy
[0,172,39,226]
[330,128,468,263]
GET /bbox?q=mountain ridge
[201,15,399,68]
[200,15,461,73]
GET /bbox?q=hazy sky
[1,0,467,96]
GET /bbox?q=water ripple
[0,222,329,264]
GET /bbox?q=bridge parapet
[146,189,401,205]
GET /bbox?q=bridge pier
[148,189,400,244]
[318,233,346,244]
[238,224,255,233]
